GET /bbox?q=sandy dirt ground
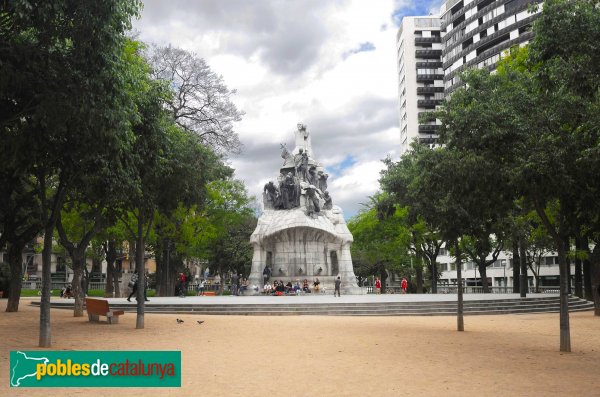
[1,298,599,397]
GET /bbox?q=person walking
[178,272,187,298]
[231,272,239,296]
[127,271,138,302]
[401,277,408,294]
[262,266,271,285]
[334,276,341,297]
[197,279,205,296]
[375,277,381,294]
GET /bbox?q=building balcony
[416,74,444,83]
[416,61,443,68]
[417,86,444,94]
[415,36,441,45]
[418,135,439,145]
[418,124,440,133]
[418,111,437,122]
[417,99,444,109]
[415,49,442,59]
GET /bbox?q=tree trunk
[519,238,527,298]
[39,224,53,347]
[557,241,571,352]
[135,211,146,329]
[512,240,520,293]
[113,259,121,298]
[380,267,388,294]
[593,267,600,316]
[455,240,464,332]
[565,240,572,295]
[574,237,583,298]
[103,240,118,297]
[6,242,25,312]
[415,254,423,294]
[71,252,85,317]
[155,240,176,297]
[415,265,423,294]
[105,260,114,297]
[429,258,438,294]
[478,262,490,293]
[589,246,600,316]
[582,236,593,301]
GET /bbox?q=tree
[56,203,107,317]
[380,149,445,293]
[147,45,244,154]
[0,175,42,311]
[203,179,256,295]
[1,0,141,346]
[522,210,555,293]
[348,195,412,294]
[460,231,505,293]
[151,204,215,297]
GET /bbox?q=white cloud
[133,0,404,219]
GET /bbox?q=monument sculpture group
[249,124,358,293]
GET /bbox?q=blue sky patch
[392,0,444,26]
[343,41,376,59]
[328,155,357,177]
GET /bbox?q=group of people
[229,273,249,296]
[374,277,408,294]
[262,277,343,296]
[60,284,72,299]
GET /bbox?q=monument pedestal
[249,206,358,294]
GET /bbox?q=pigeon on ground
[176,318,184,324]
[197,320,204,325]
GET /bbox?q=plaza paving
[1,298,599,396]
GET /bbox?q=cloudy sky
[133,0,443,218]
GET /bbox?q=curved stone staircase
[32,296,594,316]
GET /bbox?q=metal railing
[362,285,566,294]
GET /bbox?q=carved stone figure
[318,171,328,192]
[305,185,321,215]
[263,181,280,209]
[323,191,332,210]
[280,143,294,169]
[295,123,312,154]
[294,149,309,182]
[308,166,319,186]
[280,172,297,210]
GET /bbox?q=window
[492,259,506,268]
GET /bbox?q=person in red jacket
[375,277,381,294]
[401,277,408,294]
[178,272,187,298]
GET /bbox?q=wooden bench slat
[85,298,123,325]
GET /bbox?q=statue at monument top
[294,122,312,155]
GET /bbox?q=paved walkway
[104,293,560,306]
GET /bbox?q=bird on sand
[176,318,184,324]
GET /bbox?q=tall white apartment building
[396,16,444,155]
[393,2,579,292]
[441,0,542,93]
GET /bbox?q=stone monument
[249,123,359,294]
